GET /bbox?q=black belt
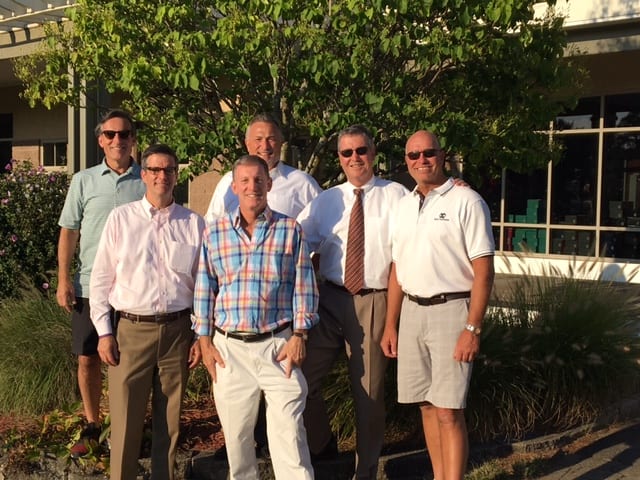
[215,322,291,343]
[119,308,191,323]
[405,292,470,306]
[325,281,387,296]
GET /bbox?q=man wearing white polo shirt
[381,130,494,480]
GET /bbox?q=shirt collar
[99,157,140,176]
[141,195,175,219]
[411,177,455,198]
[232,205,273,228]
[347,175,377,195]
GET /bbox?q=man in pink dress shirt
[90,144,204,480]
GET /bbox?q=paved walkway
[534,420,640,480]
[186,416,640,479]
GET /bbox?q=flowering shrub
[0,160,70,299]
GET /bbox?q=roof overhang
[0,1,76,50]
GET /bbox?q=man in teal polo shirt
[56,109,146,457]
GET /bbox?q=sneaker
[69,423,101,459]
[310,435,338,462]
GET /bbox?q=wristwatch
[464,324,482,336]
[293,331,309,341]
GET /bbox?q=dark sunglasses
[144,166,178,175]
[102,130,132,140]
[339,146,368,157]
[406,148,440,160]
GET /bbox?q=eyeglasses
[339,146,368,157]
[102,130,132,140]
[406,149,440,160]
[144,166,178,175]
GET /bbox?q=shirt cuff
[93,316,113,337]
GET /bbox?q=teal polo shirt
[58,160,146,297]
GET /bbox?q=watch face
[466,324,481,335]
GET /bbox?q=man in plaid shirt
[192,154,319,480]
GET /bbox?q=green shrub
[0,285,77,415]
[324,260,640,447]
[468,264,640,442]
[0,160,70,299]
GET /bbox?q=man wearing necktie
[297,125,409,479]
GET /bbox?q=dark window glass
[492,226,500,250]
[0,114,12,138]
[550,135,597,226]
[601,133,640,226]
[0,141,11,173]
[550,229,595,256]
[504,169,547,224]
[604,93,640,128]
[554,97,600,130]
[600,231,640,259]
[477,177,501,222]
[504,227,546,253]
[43,142,68,167]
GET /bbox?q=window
[0,114,12,173]
[494,93,640,261]
[43,142,68,167]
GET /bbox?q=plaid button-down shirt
[192,206,319,336]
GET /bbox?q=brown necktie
[344,188,365,295]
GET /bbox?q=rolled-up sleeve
[292,224,319,330]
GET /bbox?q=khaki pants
[108,316,193,480]
[303,284,388,480]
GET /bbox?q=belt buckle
[432,294,447,305]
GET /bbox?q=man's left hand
[453,330,480,363]
[276,335,306,378]
[188,340,202,369]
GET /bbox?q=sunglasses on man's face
[339,146,368,157]
[406,148,440,160]
[144,166,178,176]
[102,130,132,140]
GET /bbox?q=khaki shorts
[397,296,472,409]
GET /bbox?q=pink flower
[42,282,50,290]
[10,234,18,243]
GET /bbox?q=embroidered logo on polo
[435,212,450,221]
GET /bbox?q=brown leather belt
[325,281,387,296]
[405,292,470,306]
[215,322,291,343]
[119,308,191,323]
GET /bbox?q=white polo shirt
[391,177,494,297]
[205,161,322,222]
[297,176,408,289]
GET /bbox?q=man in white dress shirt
[90,144,204,480]
[297,125,408,479]
[205,113,322,222]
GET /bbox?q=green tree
[15,0,580,185]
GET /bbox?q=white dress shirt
[205,161,322,222]
[90,196,205,336]
[297,176,408,289]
